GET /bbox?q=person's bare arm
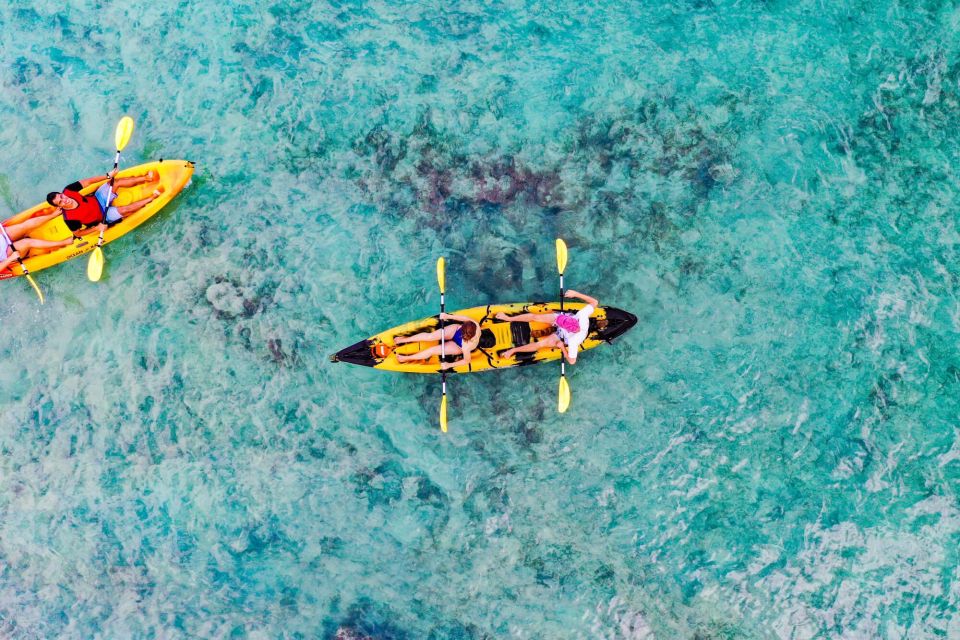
[558,341,578,364]
[0,251,20,273]
[564,289,598,307]
[71,225,103,239]
[75,169,115,189]
[441,312,476,324]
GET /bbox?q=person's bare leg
[395,324,458,345]
[14,236,74,258]
[0,249,21,273]
[4,210,62,240]
[113,170,158,190]
[496,311,557,324]
[396,343,463,363]
[115,187,164,217]
[396,329,443,345]
[502,335,561,359]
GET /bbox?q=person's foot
[495,312,511,321]
[151,186,165,199]
[501,348,515,359]
[145,170,158,182]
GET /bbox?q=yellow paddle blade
[87,247,104,282]
[558,375,571,413]
[115,116,135,151]
[25,274,44,305]
[436,256,446,294]
[556,238,568,274]
[440,394,448,433]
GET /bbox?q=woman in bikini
[394,313,481,370]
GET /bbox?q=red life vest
[61,188,104,227]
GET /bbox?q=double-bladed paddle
[556,238,571,413]
[437,256,448,432]
[88,116,135,282]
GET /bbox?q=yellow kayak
[0,159,194,279]
[331,302,637,374]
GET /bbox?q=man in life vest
[46,169,164,236]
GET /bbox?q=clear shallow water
[1,0,960,637]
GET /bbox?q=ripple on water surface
[1,0,960,638]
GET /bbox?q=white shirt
[555,304,594,361]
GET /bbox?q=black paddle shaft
[559,272,565,312]
[440,291,446,383]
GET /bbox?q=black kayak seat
[510,322,531,346]
[478,329,497,349]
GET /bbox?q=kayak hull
[1,159,194,279]
[331,302,637,374]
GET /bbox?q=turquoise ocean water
[2,1,960,637]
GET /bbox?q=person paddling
[47,169,163,235]
[0,210,75,274]
[394,313,481,370]
[496,289,603,364]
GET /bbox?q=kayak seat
[510,322,531,346]
[478,329,496,349]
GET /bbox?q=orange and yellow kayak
[331,302,637,374]
[0,159,193,279]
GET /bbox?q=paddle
[10,251,44,305]
[556,238,571,413]
[0,229,44,304]
[88,116,135,282]
[437,256,448,433]
[25,272,44,305]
